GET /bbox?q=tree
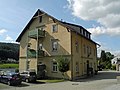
[57,56,69,79]
[100,50,114,69]
[100,50,106,62]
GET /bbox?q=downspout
[36,29,39,73]
[71,31,73,80]
[26,32,28,71]
[81,37,83,75]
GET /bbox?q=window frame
[52,62,58,72]
[76,62,79,73]
[75,41,79,53]
[52,24,58,33]
[51,39,58,52]
[39,16,42,23]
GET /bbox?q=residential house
[16,9,99,80]
[111,56,120,71]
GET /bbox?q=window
[39,16,42,23]
[38,26,45,31]
[80,28,82,33]
[88,34,91,39]
[76,62,79,72]
[87,46,89,55]
[90,62,92,68]
[84,45,86,54]
[52,62,57,72]
[81,29,83,35]
[39,43,43,50]
[89,47,92,55]
[52,24,58,33]
[27,61,30,70]
[85,31,87,37]
[51,39,58,51]
[94,49,96,56]
[83,30,85,36]
[75,41,79,52]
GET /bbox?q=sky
[0,0,120,56]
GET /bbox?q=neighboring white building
[111,56,120,65]
[111,56,120,71]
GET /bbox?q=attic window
[83,30,85,36]
[39,16,42,23]
[81,29,83,35]
[80,28,82,33]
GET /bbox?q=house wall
[38,56,71,79]
[19,12,97,80]
[71,31,97,79]
[19,14,72,79]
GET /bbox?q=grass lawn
[37,79,65,83]
[0,63,18,69]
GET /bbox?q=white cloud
[88,26,120,36]
[67,0,120,36]
[0,29,7,36]
[5,35,13,41]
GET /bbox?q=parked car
[0,71,22,86]
[20,71,37,83]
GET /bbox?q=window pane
[52,25,58,32]
[39,16,42,23]
[52,62,57,72]
[52,40,58,51]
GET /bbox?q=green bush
[111,65,116,70]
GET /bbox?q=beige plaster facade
[16,9,98,80]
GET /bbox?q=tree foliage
[57,56,69,77]
[100,50,114,69]
[100,50,106,62]
[0,42,19,61]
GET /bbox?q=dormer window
[81,28,83,35]
[88,34,91,39]
[83,30,85,36]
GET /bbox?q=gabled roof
[16,9,44,42]
[61,21,91,34]
[60,21,100,45]
[16,9,99,46]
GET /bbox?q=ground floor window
[52,62,58,72]
[76,62,79,73]
[84,62,86,72]
[27,60,30,70]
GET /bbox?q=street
[0,71,120,90]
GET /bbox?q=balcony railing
[27,49,36,58]
[28,29,45,39]
[27,49,44,58]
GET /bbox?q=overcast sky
[0,0,120,56]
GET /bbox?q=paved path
[1,70,120,90]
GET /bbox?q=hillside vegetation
[0,42,19,62]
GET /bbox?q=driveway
[1,70,120,90]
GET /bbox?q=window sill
[52,71,58,73]
[52,50,58,52]
[52,31,58,33]
[76,72,79,74]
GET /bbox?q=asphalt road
[0,70,120,90]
